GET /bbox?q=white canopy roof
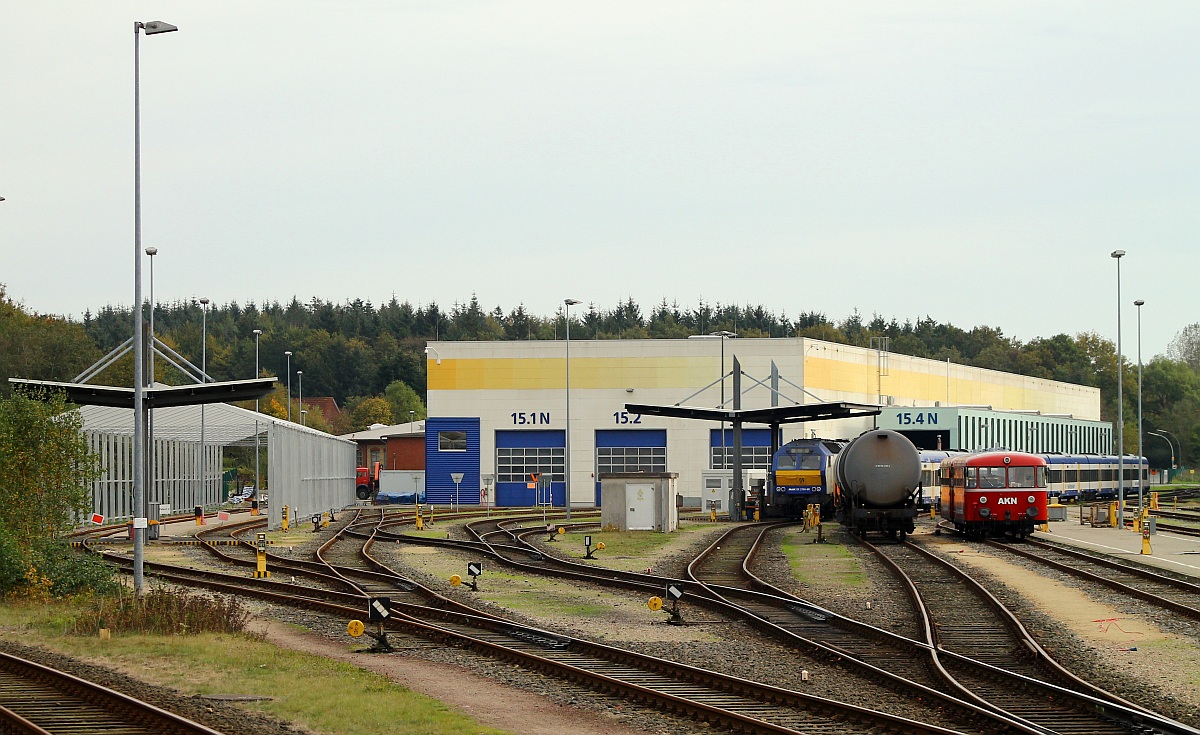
[80,402,342,447]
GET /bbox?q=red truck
[356,462,381,501]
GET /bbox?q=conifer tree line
[2,285,1197,469]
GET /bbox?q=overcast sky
[2,2,1196,358]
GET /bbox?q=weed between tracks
[778,528,868,587]
[70,585,252,636]
[0,600,509,735]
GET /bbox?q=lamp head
[284,350,292,357]
[296,370,303,376]
[145,246,157,256]
[564,298,582,306]
[1110,249,1125,259]
[140,21,178,34]
[1134,299,1144,307]
[199,297,209,306]
[253,329,263,336]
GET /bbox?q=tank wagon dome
[835,429,921,508]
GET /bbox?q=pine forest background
[3,286,1198,470]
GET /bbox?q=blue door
[594,430,667,506]
[495,430,565,506]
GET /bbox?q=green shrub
[32,543,119,597]
[0,534,118,599]
[0,521,25,593]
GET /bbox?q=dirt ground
[254,619,652,735]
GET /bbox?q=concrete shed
[599,472,679,532]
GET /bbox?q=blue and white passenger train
[1041,454,1149,502]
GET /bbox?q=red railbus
[938,451,1049,537]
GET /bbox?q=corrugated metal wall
[425,417,480,505]
[85,431,223,521]
[267,422,356,530]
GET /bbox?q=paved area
[1035,509,1200,581]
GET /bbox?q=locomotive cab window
[965,469,977,488]
[1007,466,1043,488]
[978,467,1006,488]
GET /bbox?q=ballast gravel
[16,513,1200,735]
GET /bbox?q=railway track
[984,537,1200,619]
[393,515,1032,732]
[91,509,965,735]
[90,508,1200,734]
[0,650,227,735]
[866,537,1197,735]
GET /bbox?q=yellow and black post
[281,505,290,532]
[194,505,204,526]
[253,532,270,578]
[414,504,425,531]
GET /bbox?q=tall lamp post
[1135,299,1144,514]
[1150,431,1177,475]
[199,297,209,502]
[409,410,415,433]
[284,351,293,422]
[1111,249,1125,527]
[563,298,581,520]
[253,329,262,493]
[297,371,304,426]
[1159,429,1182,470]
[132,19,177,595]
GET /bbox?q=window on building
[439,431,467,452]
[597,446,666,474]
[710,446,771,470]
[496,447,564,483]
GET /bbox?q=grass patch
[779,529,868,587]
[549,522,720,571]
[0,600,510,735]
[399,529,454,539]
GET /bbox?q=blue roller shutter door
[710,428,776,469]
[594,430,668,505]
[495,430,564,507]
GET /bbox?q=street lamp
[563,298,581,520]
[409,409,415,433]
[1158,429,1182,469]
[199,297,209,503]
[297,371,304,425]
[253,328,262,494]
[132,18,177,595]
[1149,431,1176,473]
[1111,249,1125,526]
[284,351,293,423]
[1135,299,1144,514]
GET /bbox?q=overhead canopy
[8,377,276,409]
[624,401,882,425]
[76,401,322,446]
